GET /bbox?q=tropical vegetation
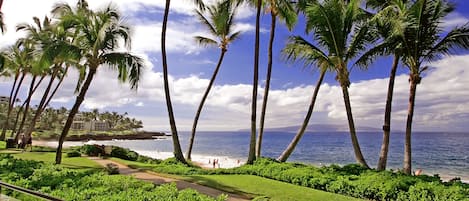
[1,0,469,199]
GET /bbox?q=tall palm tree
[396,0,469,174]
[357,0,409,170]
[277,36,330,162]
[186,0,241,160]
[160,0,187,164]
[53,0,144,164]
[245,0,264,165]
[20,16,80,141]
[256,0,297,158]
[297,0,377,167]
[0,43,32,140]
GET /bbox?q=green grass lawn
[184,175,362,201]
[0,141,5,149]
[1,151,102,169]
[111,158,362,201]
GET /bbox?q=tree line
[0,105,143,135]
[1,0,468,175]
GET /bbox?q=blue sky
[1,0,469,132]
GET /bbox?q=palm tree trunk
[187,49,226,160]
[247,0,263,165]
[377,56,399,171]
[56,68,96,164]
[44,65,69,108]
[16,76,38,140]
[341,85,369,168]
[161,0,187,164]
[256,13,277,158]
[1,72,19,140]
[403,73,420,175]
[277,70,325,162]
[25,68,59,140]
[1,72,24,140]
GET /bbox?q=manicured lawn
[110,158,362,201]
[2,151,102,169]
[184,175,362,201]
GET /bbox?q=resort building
[71,114,110,131]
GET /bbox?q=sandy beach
[32,140,244,169]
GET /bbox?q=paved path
[89,157,250,201]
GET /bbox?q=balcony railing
[0,180,63,201]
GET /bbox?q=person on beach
[212,160,216,168]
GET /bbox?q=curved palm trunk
[377,56,399,171]
[161,0,187,164]
[1,72,25,140]
[16,75,43,138]
[277,70,326,162]
[341,85,369,168]
[44,65,69,108]
[25,67,59,140]
[187,49,226,160]
[403,74,419,175]
[56,68,96,164]
[256,13,277,158]
[1,72,19,140]
[247,0,262,165]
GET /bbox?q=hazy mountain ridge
[239,124,382,132]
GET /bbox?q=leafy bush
[0,155,225,201]
[110,146,138,161]
[66,151,81,157]
[80,144,103,156]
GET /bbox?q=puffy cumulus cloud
[2,55,469,131]
[0,0,255,54]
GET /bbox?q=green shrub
[80,144,103,156]
[66,151,81,157]
[110,146,138,161]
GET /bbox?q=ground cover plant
[0,154,226,201]
[108,147,469,201]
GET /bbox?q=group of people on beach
[209,159,220,168]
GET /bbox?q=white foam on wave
[134,150,244,169]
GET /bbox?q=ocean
[66,131,469,181]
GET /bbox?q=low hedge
[0,154,226,201]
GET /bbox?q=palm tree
[245,0,264,165]
[357,0,409,171]
[53,0,144,164]
[295,0,376,167]
[20,16,80,141]
[396,0,469,174]
[186,0,242,160]
[160,0,187,164]
[256,0,297,158]
[0,43,31,140]
[277,36,330,162]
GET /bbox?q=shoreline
[31,140,468,182]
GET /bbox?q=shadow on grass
[184,175,257,199]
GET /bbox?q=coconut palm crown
[52,0,144,164]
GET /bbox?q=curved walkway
[89,157,250,201]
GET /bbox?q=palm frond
[101,52,144,89]
[425,23,469,61]
[282,35,331,71]
[194,36,218,48]
[346,22,379,63]
[195,9,217,37]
